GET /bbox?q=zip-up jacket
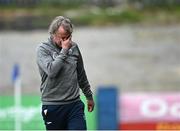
[36,38,93,105]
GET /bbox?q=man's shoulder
[72,41,81,50]
[36,43,44,48]
[36,43,45,53]
[71,41,78,47]
[36,41,51,51]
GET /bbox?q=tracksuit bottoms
[41,100,87,130]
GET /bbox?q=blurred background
[0,0,180,130]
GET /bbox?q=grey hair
[48,16,73,37]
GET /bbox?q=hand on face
[54,26,72,49]
[61,35,72,49]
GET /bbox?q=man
[36,16,94,130]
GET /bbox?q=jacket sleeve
[36,45,68,78]
[77,46,93,100]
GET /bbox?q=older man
[36,16,94,130]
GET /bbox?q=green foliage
[0,2,180,29]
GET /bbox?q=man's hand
[87,99,95,112]
[61,35,72,49]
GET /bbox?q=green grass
[81,95,97,130]
[0,95,97,130]
[0,96,44,130]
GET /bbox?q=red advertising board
[119,93,180,130]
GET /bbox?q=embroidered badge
[44,109,48,116]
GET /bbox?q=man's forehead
[57,26,68,35]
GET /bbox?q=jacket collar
[48,37,62,50]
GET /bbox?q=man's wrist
[60,48,68,55]
[86,94,93,100]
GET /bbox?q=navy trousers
[42,100,87,130]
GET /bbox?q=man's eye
[63,37,68,40]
